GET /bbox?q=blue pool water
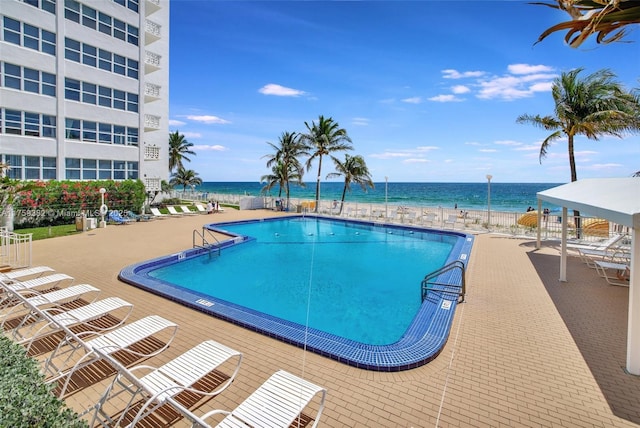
[119,216,474,371]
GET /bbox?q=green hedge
[0,336,87,427]
[12,179,146,228]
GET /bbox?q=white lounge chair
[594,261,630,287]
[422,212,436,226]
[0,273,74,308]
[167,206,184,216]
[180,205,198,215]
[1,283,100,330]
[91,340,242,428]
[46,315,179,398]
[195,204,207,214]
[202,370,327,428]
[16,297,134,350]
[444,214,458,229]
[150,207,170,219]
[0,265,55,282]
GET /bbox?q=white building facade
[0,0,169,192]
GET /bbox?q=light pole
[486,174,492,230]
[385,176,388,218]
[99,187,107,228]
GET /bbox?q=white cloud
[182,132,202,139]
[508,64,554,75]
[585,163,624,170]
[404,158,429,163]
[352,117,370,126]
[415,146,439,152]
[451,85,470,94]
[465,141,482,146]
[370,151,412,159]
[442,69,485,79]
[258,83,306,97]
[169,119,186,127]
[494,140,522,146]
[479,148,498,153]
[402,96,422,104]
[428,94,462,102]
[186,115,231,124]
[515,144,541,151]
[193,144,227,151]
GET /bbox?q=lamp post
[486,174,492,230]
[99,187,107,228]
[385,176,388,219]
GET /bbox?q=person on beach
[206,201,214,214]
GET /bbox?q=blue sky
[168,1,639,183]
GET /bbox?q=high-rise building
[0,0,169,192]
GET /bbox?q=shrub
[0,336,87,427]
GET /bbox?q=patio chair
[45,315,179,398]
[150,207,170,219]
[0,273,74,308]
[16,296,134,355]
[1,283,100,331]
[593,261,630,287]
[126,211,153,222]
[422,212,436,226]
[90,340,242,428]
[444,214,458,229]
[195,204,207,214]
[572,234,629,267]
[0,265,55,282]
[180,205,198,215]
[108,210,133,225]
[201,369,327,428]
[167,206,184,216]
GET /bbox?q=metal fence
[172,191,628,242]
[0,227,32,268]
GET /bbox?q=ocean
[195,182,565,213]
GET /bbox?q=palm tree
[168,131,195,172]
[169,167,202,192]
[301,115,353,212]
[533,0,640,48]
[517,67,640,234]
[326,154,374,215]
[260,161,304,210]
[262,131,308,205]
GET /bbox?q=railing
[192,227,221,258]
[0,227,32,268]
[421,260,466,303]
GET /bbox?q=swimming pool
[119,216,474,371]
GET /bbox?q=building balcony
[144,50,161,73]
[144,82,161,102]
[146,0,161,16]
[144,114,160,131]
[144,144,160,160]
[143,176,161,192]
[145,19,161,44]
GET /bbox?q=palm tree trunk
[339,185,347,215]
[314,157,323,213]
[568,135,582,237]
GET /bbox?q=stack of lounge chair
[0,265,328,427]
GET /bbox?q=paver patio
[26,209,640,427]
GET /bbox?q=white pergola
[535,178,640,375]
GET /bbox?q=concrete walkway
[27,209,640,427]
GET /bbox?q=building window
[82,159,97,179]
[3,17,56,55]
[64,0,80,23]
[65,158,81,179]
[82,81,97,104]
[128,127,138,146]
[21,0,56,15]
[25,156,41,179]
[65,38,81,62]
[113,161,126,179]
[4,110,22,135]
[65,78,80,101]
[1,109,56,138]
[99,122,111,143]
[42,157,56,179]
[5,155,22,179]
[3,63,21,90]
[2,63,56,97]
[83,121,97,142]
[99,160,111,179]
[81,4,97,30]
[65,1,138,46]
[24,112,40,136]
[98,86,111,107]
[82,44,97,67]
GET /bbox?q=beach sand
[26,208,640,427]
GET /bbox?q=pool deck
[28,209,640,427]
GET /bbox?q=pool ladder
[192,227,221,258]
[421,260,466,303]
